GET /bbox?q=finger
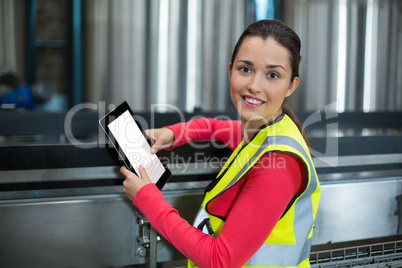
[150,132,172,153]
[150,146,158,154]
[120,166,129,175]
[120,166,135,178]
[144,129,154,141]
[151,139,165,154]
[145,129,160,154]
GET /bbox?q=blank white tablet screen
[108,110,165,183]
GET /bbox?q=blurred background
[1,0,401,112]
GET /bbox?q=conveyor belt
[0,181,210,201]
[0,157,401,201]
[310,239,402,267]
[0,111,401,267]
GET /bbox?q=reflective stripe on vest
[244,135,319,267]
[189,115,321,268]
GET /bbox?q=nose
[246,75,263,94]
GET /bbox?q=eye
[267,72,279,79]
[239,66,252,73]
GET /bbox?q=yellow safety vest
[189,114,321,268]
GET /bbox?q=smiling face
[229,37,299,131]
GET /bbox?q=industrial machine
[0,110,401,267]
[0,72,53,110]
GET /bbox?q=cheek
[269,84,290,100]
[229,77,239,100]
[230,75,245,93]
[229,86,238,105]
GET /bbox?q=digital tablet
[99,101,171,190]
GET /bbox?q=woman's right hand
[145,128,175,154]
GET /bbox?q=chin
[240,113,265,124]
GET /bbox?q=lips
[242,95,265,107]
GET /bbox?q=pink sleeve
[165,118,242,151]
[132,153,304,268]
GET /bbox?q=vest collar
[243,113,285,146]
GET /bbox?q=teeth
[244,97,263,105]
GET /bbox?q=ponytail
[282,104,311,153]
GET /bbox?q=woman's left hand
[121,165,152,201]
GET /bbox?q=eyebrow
[237,60,286,71]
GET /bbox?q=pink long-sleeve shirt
[132,118,306,268]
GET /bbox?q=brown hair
[231,20,310,148]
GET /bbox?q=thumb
[145,129,160,154]
[145,128,174,154]
[150,139,164,154]
[138,165,152,184]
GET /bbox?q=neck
[242,108,283,143]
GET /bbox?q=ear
[228,63,232,77]
[286,77,299,97]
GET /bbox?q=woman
[121,20,321,268]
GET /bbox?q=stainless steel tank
[284,0,402,112]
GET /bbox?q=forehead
[236,37,291,66]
